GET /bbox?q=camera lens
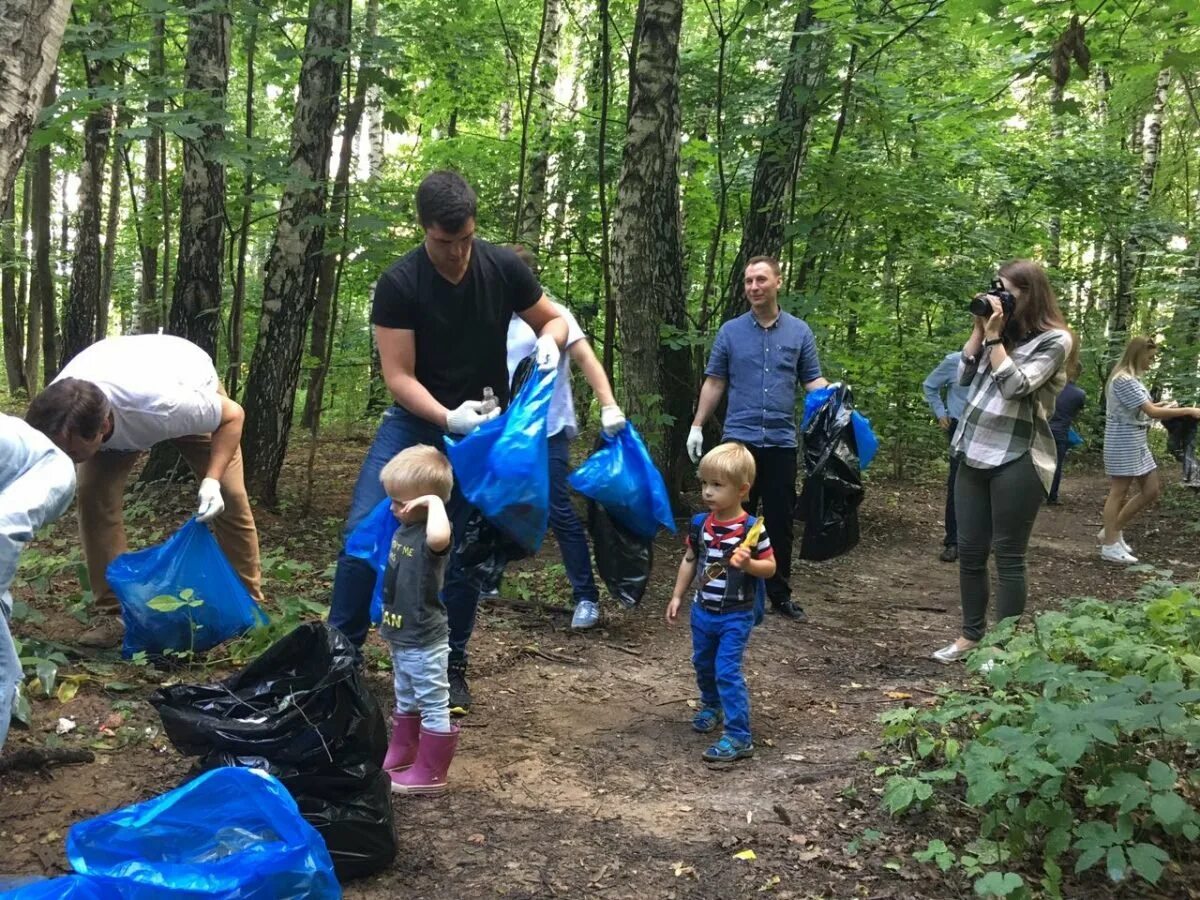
[969,296,991,317]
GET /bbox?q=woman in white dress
[1100,336,1200,563]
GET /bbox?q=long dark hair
[998,259,1079,372]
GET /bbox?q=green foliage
[880,580,1200,895]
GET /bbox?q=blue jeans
[329,407,478,662]
[548,432,598,606]
[1048,438,1070,502]
[690,604,755,744]
[391,641,451,733]
[1,593,20,753]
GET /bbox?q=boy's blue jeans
[547,432,599,606]
[391,641,451,733]
[690,603,755,744]
[328,407,478,662]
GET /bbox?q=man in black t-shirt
[330,171,566,715]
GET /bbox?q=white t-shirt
[54,335,224,452]
[506,301,586,438]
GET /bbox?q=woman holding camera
[933,260,1076,664]
[1099,336,1200,564]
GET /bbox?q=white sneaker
[1096,529,1133,554]
[932,641,977,664]
[1100,543,1138,565]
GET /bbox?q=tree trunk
[98,107,125,340]
[17,167,30,359]
[61,10,116,367]
[303,0,378,429]
[1,184,26,393]
[721,2,828,322]
[242,0,349,504]
[23,148,42,390]
[515,0,562,247]
[367,84,384,176]
[597,0,615,377]
[0,0,71,203]
[35,76,56,386]
[1047,80,1064,272]
[165,0,230,359]
[138,13,165,334]
[610,0,690,495]
[1111,66,1170,352]
[227,6,258,398]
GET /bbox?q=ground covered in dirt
[2,438,1198,899]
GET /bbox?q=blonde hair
[379,445,454,501]
[1108,336,1156,386]
[698,442,756,487]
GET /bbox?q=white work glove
[535,335,561,373]
[446,399,501,436]
[600,405,626,437]
[686,426,704,464]
[196,477,225,523]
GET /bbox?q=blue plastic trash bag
[107,518,266,659]
[445,364,556,552]
[850,411,878,471]
[801,384,877,471]
[66,767,340,899]
[343,498,397,625]
[1067,427,1083,448]
[568,423,675,540]
[0,876,117,899]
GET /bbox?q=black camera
[969,278,1016,318]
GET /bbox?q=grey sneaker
[571,600,600,631]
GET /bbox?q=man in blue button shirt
[687,256,828,622]
[921,351,971,562]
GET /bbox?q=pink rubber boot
[389,725,459,795]
[382,713,421,772]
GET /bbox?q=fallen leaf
[467,833,486,844]
[884,691,912,700]
[797,849,822,862]
[758,875,781,891]
[849,682,865,689]
[733,849,757,861]
[671,861,695,878]
[784,753,806,762]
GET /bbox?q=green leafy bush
[880,581,1200,898]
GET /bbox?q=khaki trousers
[77,434,264,612]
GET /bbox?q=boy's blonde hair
[698,441,756,487]
[379,445,454,501]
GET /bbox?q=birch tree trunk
[303,0,379,429]
[138,14,165,333]
[516,0,562,247]
[61,9,116,366]
[1,186,26,392]
[165,0,230,359]
[242,0,349,504]
[0,0,71,203]
[722,2,828,321]
[610,0,690,494]
[1111,66,1170,350]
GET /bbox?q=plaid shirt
[951,328,1071,492]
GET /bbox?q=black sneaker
[939,545,959,563]
[448,661,471,717]
[771,600,808,622]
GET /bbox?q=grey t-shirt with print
[377,521,449,649]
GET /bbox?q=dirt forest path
[2,455,1193,899]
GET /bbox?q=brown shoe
[77,615,125,649]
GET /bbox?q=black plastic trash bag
[196,755,395,882]
[798,383,865,561]
[588,502,651,609]
[1165,416,1200,487]
[149,623,396,882]
[452,507,531,596]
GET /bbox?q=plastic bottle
[480,387,498,414]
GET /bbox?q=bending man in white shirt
[506,246,625,630]
[25,334,262,648]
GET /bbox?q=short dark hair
[745,255,781,276]
[26,378,110,443]
[416,170,477,232]
[506,244,539,274]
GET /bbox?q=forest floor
[2,436,1199,899]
